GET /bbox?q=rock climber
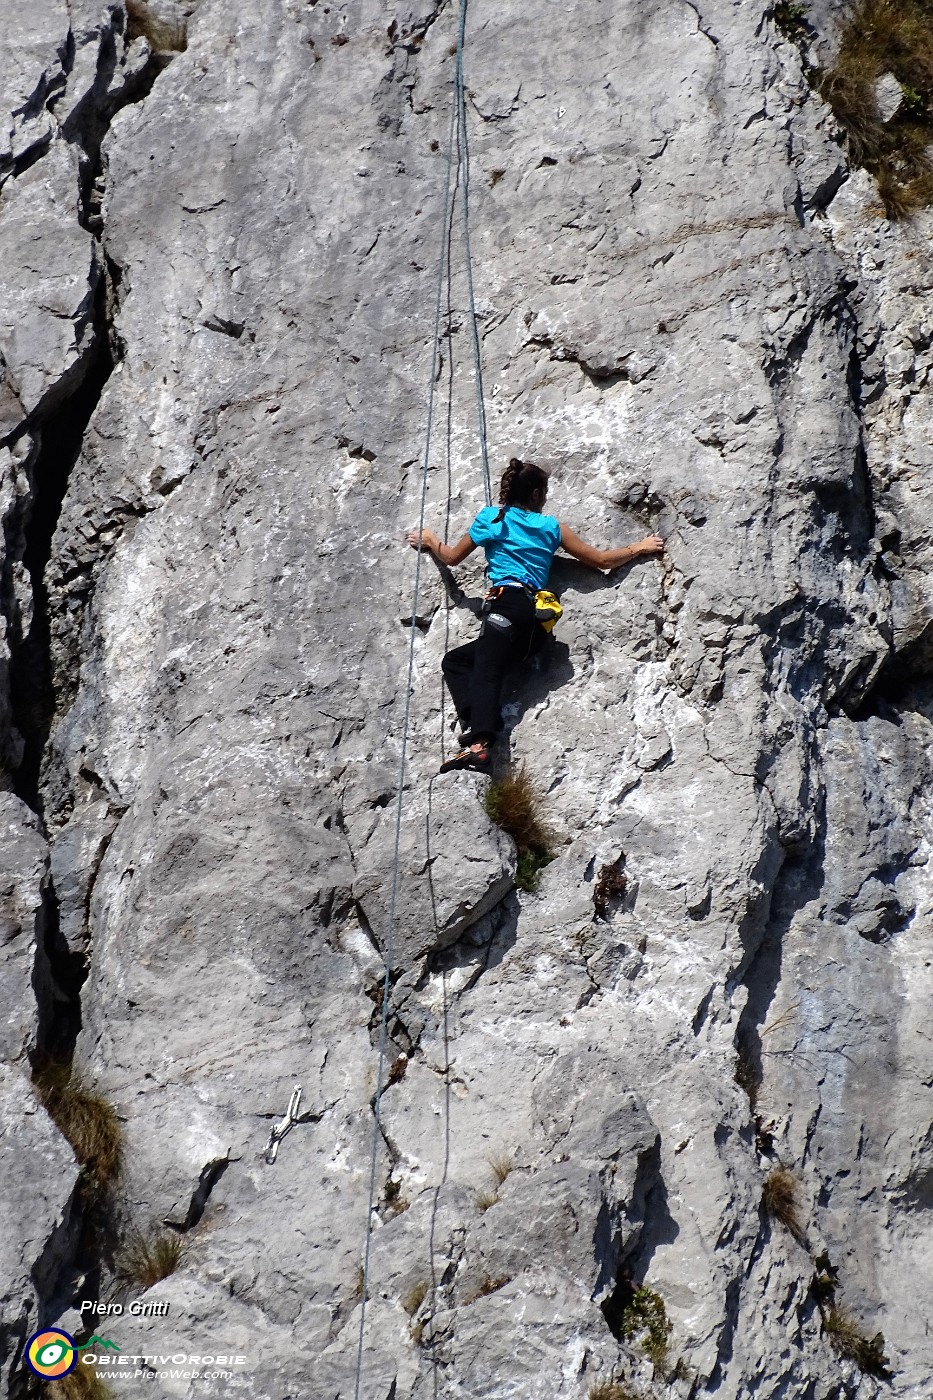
[406,458,664,774]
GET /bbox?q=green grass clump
[772,2,809,41]
[620,1285,672,1370]
[815,0,933,218]
[34,1064,123,1196]
[484,764,555,892]
[118,1227,184,1289]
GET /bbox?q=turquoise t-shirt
[469,506,562,591]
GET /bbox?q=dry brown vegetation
[488,1153,513,1187]
[462,1274,512,1304]
[593,855,628,919]
[125,0,188,52]
[484,764,555,892]
[816,0,933,217]
[402,1280,429,1316]
[824,1305,893,1376]
[34,1065,123,1195]
[587,1384,639,1400]
[762,1164,807,1245]
[44,1366,114,1399]
[117,1228,184,1289]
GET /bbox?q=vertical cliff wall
[2,1,932,1397]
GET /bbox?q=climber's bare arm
[406,529,477,567]
[559,525,664,571]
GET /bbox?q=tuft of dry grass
[475,1188,499,1212]
[402,1280,429,1316]
[587,1383,639,1400]
[117,1228,184,1289]
[484,765,555,892]
[462,1274,512,1305]
[125,0,188,52]
[762,1165,807,1245]
[43,1365,115,1399]
[34,1064,123,1195]
[488,1153,513,1187]
[824,1306,892,1376]
[815,0,933,218]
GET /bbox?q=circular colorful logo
[25,1329,77,1379]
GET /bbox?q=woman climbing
[406,458,664,774]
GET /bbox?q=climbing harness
[483,583,564,634]
[352,3,486,1396]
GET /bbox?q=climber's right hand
[406,529,437,552]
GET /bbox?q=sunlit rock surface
[1,1,931,1397]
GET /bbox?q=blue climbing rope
[351,1,489,1393]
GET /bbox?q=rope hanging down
[454,0,492,509]
[352,3,487,1396]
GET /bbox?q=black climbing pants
[442,586,537,743]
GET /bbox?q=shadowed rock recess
[1,0,932,1396]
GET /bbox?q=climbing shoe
[439,744,491,775]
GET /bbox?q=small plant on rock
[485,764,555,892]
[811,1250,892,1378]
[34,1064,123,1198]
[125,0,188,52]
[383,1175,409,1217]
[593,855,628,919]
[762,1164,807,1245]
[588,1382,639,1400]
[814,0,933,218]
[117,1227,184,1289]
[488,1153,513,1187]
[44,1365,115,1398]
[824,1305,892,1377]
[402,1279,429,1315]
[772,1,809,41]
[475,1153,513,1210]
[463,1273,512,1304]
[620,1286,672,1371]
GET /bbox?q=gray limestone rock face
[0,1066,78,1393]
[1,0,932,1397]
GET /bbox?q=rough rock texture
[3,0,933,1397]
